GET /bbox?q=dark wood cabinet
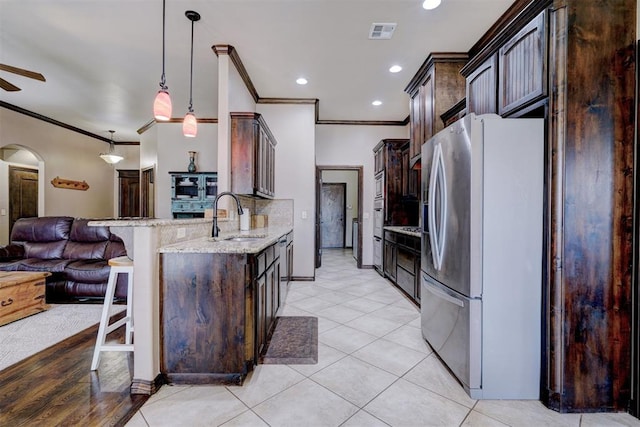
[465,54,497,115]
[383,239,396,281]
[230,112,277,199]
[498,11,546,116]
[401,142,420,200]
[405,53,468,166]
[383,230,420,305]
[160,240,283,385]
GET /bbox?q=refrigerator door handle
[423,275,465,307]
[428,145,440,269]
[428,143,447,271]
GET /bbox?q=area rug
[261,316,318,365]
[0,303,125,371]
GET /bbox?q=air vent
[369,23,396,40]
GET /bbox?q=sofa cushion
[0,244,24,261]
[0,260,22,271]
[64,259,110,283]
[23,240,68,259]
[69,219,110,242]
[63,241,108,260]
[11,216,73,243]
[17,258,72,273]
[104,236,127,260]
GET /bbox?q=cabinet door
[466,54,498,115]
[383,240,397,281]
[265,264,275,336]
[421,72,435,143]
[409,91,423,160]
[498,11,546,116]
[256,274,267,357]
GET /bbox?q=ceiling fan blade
[0,64,46,82]
[0,77,21,91]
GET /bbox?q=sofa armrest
[0,243,25,261]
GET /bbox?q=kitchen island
[88,217,292,393]
[158,227,292,385]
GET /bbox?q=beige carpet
[0,303,126,371]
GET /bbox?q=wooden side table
[0,271,51,326]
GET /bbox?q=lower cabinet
[383,230,420,305]
[160,239,282,385]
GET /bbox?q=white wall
[315,124,409,266]
[322,169,358,247]
[229,60,256,113]
[257,103,316,278]
[153,122,218,219]
[0,107,124,244]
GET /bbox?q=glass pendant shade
[422,0,441,9]
[183,112,198,137]
[100,153,124,164]
[153,89,172,121]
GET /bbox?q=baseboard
[361,264,374,269]
[131,373,164,395]
[291,276,314,281]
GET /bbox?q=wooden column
[545,0,636,412]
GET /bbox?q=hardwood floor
[0,313,148,426]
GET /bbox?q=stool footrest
[106,316,131,334]
[100,344,134,352]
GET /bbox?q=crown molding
[1,101,139,145]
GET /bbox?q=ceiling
[0,0,514,143]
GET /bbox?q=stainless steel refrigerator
[420,113,543,399]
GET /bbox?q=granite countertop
[158,226,293,254]
[384,226,421,238]
[88,218,213,227]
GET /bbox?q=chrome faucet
[212,191,244,238]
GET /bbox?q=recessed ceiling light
[296,77,308,85]
[372,100,382,106]
[422,0,441,10]
[389,65,402,73]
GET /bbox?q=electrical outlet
[301,210,308,219]
[177,228,186,238]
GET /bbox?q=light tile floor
[127,249,640,427]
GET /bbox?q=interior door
[117,169,140,217]
[8,166,38,235]
[141,167,155,218]
[320,183,346,248]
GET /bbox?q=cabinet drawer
[397,247,417,273]
[396,266,415,298]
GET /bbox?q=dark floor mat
[261,316,318,365]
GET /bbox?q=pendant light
[422,0,441,10]
[183,10,200,138]
[100,130,124,164]
[153,0,172,121]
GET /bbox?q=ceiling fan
[0,64,46,92]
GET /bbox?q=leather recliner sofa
[0,216,128,302]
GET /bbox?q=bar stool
[91,256,134,370]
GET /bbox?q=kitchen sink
[224,236,264,242]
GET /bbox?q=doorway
[141,167,155,218]
[9,166,38,235]
[315,166,363,269]
[117,169,140,217]
[320,183,346,248]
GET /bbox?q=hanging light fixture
[153,0,172,121]
[422,0,442,10]
[183,10,200,138]
[100,130,124,164]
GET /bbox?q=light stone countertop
[88,218,212,227]
[158,226,293,254]
[383,225,421,238]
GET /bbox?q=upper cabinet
[498,11,547,116]
[466,54,498,115]
[462,10,547,118]
[231,112,277,199]
[405,53,468,167]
